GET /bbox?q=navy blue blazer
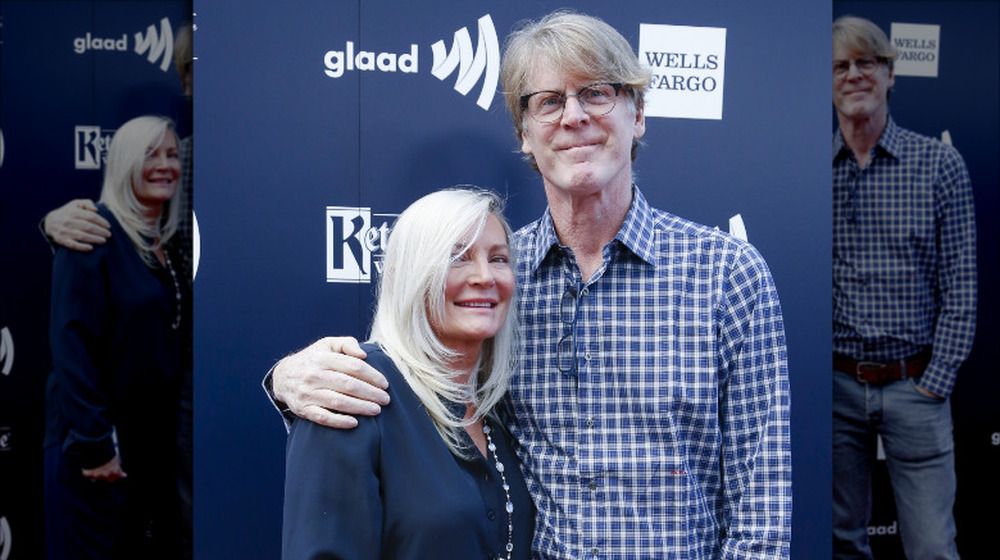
[282,344,534,560]
[45,204,191,478]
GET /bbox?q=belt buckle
[855,361,883,382]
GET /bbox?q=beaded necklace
[163,250,183,330]
[483,422,514,560]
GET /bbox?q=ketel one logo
[326,207,397,283]
[322,14,499,110]
[72,17,175,72]
[74,126,115,170]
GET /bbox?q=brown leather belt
[834,351,931,383]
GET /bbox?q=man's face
[832,41,893,124]
[519,58,645,198]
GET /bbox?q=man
[271,11,791,559]
[831,16,976,560]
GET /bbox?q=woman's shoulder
[94,203,121,228]
[359,342,406,387]
[288,343,403,441]
[53,206,119,265]
[86,203,125,250]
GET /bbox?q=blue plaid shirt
[833,117,977,398]
[504,187,792,560]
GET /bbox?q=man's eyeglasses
[521,82,624,123]
[833,56,887,78]
[556,282,582,374]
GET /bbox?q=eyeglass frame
[520,82,625,124]
[833,56,889,78]
[556,281,583,374]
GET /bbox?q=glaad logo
[868,521,898,536]
[326,207,397,283]
[72,17,174,72]
[0,327,13,376]
[134,17,175,72]
[430,15,499,110]
[0,516,10,560]
[74,126,115,170]
[322,14,499,111]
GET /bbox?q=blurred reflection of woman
[44,115,191,559]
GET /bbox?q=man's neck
[838,111,888,168]
[546,180,632,281]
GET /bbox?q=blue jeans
[832,369,960,560]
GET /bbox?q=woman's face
[134,131,181,209]
[432,214,515,356]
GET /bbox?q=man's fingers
[74,199,99,211]
[321,336,368,359]
[66,226,109,245]
[52,227,108,251]
[68,199,111,231]
[341,359,390,394]
[299,404,362,430]
[322,347,388,392]
[75,216,112,238]
[57,238,96,252]
[323,380,387,414]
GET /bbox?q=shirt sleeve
[921,145,977,398]
[281,413,383,560]
[49,245,117,469]
[715,244,792,559]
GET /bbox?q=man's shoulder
[645,205,774,286]
[511,218,544,256]
[894,123,944,147]
[646,205,751,252]
[889,120,965,161]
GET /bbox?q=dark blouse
[45,204,191,481]
[282,344,534,560]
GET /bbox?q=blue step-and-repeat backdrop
[0,1,995,559]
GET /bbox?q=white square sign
[891,23,940,78]
[639,23,727,120]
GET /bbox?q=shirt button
[588,481,598,491]
[585,418,595,428]
[487,510,497,521]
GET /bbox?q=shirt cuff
[262,363,296,432]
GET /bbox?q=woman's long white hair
[99,115,181,265]
[368,188,518,458]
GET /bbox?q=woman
[282,188,534,559]
[44,115,192,559]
